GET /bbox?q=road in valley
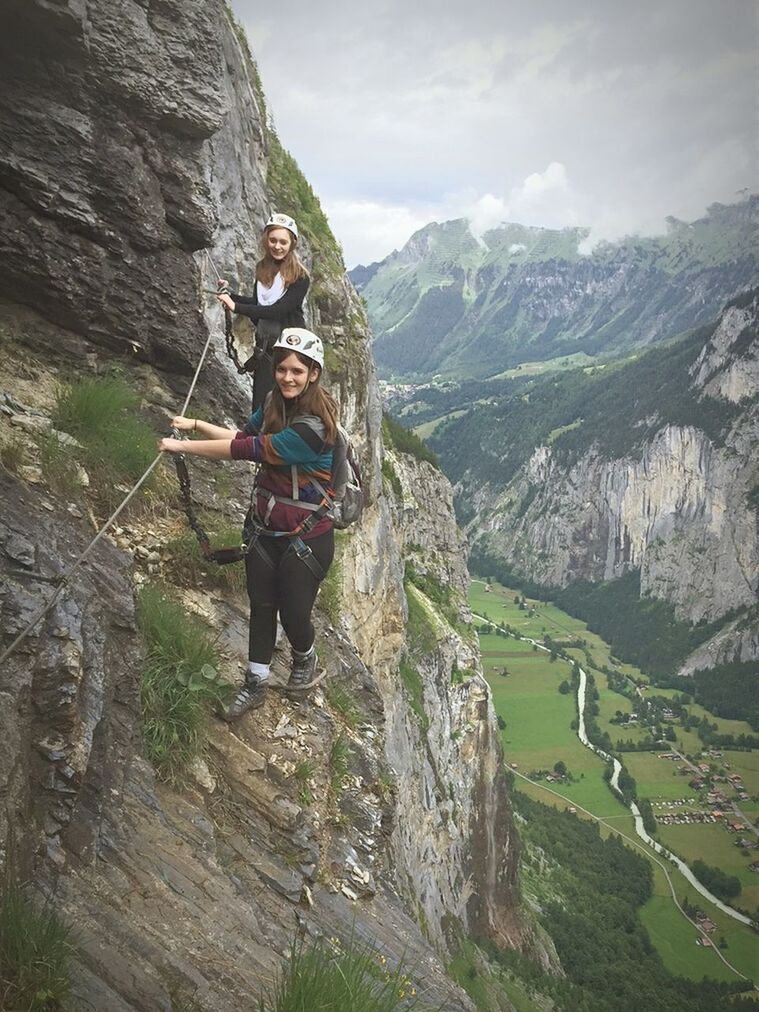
[472,606,754,927]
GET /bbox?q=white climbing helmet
[265,212,298,240]
[273,328,324,369]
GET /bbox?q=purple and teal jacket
[230,406,334,538]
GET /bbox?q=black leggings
[245,527,334,664]
[252,357,275,412]
[251,320,281,411]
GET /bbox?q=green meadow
[470,577,759,986]
[483,632,624,816]
[656,823,759,917]
[412,408,468,439]
[622,752,696,800]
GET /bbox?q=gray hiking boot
[287,646,317,693]
[221,674,267,721]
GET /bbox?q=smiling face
[274,352,319,399]
[265,226,293,261]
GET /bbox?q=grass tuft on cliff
[0,873,73,1011]
[266,134,344,277]
[0,433,25,475]
[399,660,429,733]
[137,583,229,783]
[318,548,343,626]
[50,375,156,509]
[328,733,353,796]
[225,4,344,279]
[259,934,425,1011]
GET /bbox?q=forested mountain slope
[352,199,758,380]
[427,289,759,677]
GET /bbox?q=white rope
[0,286,219,667]
[206,250,223,285]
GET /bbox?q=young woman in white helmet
[159,328,336,719]
[217,213,310,411]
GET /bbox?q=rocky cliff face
[351,203,758,380]
[466,290,759,671]
[342,447,523,952]
[0,1,525,1007]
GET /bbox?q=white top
[256,273,285,306]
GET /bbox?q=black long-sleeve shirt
[231,276,309,328]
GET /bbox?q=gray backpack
[322,426,364,529]
[261,400,364,530]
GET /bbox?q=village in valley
[649,750,759,871]
[472,576,759,959]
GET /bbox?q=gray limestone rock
[465,291,759,669]
[0,1,527,1007]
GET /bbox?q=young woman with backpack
[217,213,310,411]
[159,329,337,719]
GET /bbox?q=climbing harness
[222,299,248,375]
[208,279,247,375]
[172,449,244,565]
[242,506,332,581]
[173,440,333,577]
[215,284,277,377]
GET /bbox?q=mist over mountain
[351,197,758,380]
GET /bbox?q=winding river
[573,658,753,926]
[473,603,753,927]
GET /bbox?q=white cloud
[323,198,436,267]
[235,0,756,265]
[466,193,508,239]
[504,162,581,229]
[465,163,582,240]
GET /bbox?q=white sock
[292,645,314,660]
[247,662,270,682]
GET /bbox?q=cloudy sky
[233,0,756,267]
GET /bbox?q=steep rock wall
[341,448,523,952]
[0,0,524,1006]
[467,292,759,667]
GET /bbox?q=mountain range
[350,197,758,380]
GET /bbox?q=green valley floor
[470,578,759,988]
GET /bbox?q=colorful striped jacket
[230,406,334,537]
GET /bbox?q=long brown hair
[255,226,309,288]
[263,349,338,444]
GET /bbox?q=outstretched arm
[159,415,240,457]
[170,415,238,440]
[159,436,233,459]
[230,419,326,466]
